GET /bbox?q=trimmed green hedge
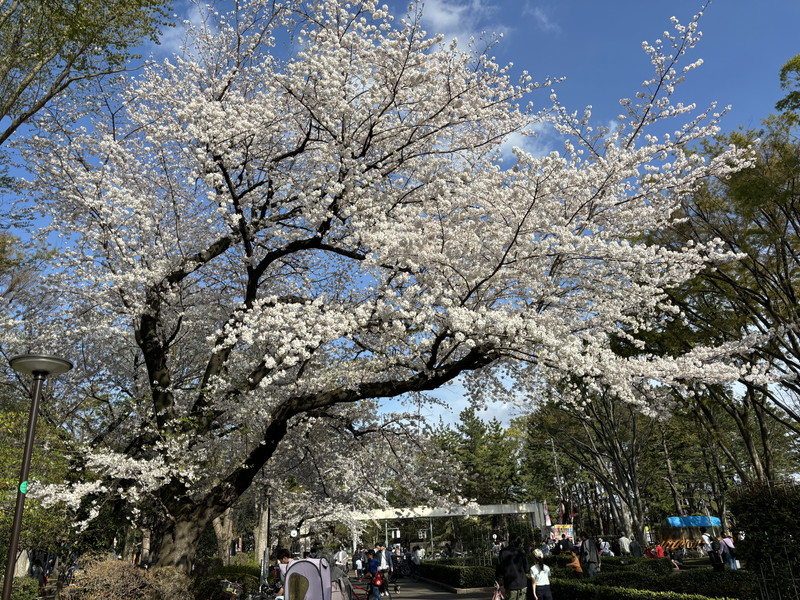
[419,555,757,599]
[598,557,674,575]
[551,578,738,600]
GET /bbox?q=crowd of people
[495,529,740,599]
[270,541,424,600]
[266,528,739,600]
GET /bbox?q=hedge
[416,562,495,588]
[418,555,757,599]
[551,578,739,600]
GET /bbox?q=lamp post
[2,355,72,600]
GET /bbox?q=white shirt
[701,533,713,550]
[530,564,551,586]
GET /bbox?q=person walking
[495,536,529,600]
[530,549,552,600]
[630,537,643,558]
[618,532,631,556]
[721,532,738,570]
[334,545,348,571]
[375,542,393,597]
[365,550,381,600]
[578,532,600,577]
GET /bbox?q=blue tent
[662,516,722,528]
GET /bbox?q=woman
[721,532,738,570]
[530,549,552,600]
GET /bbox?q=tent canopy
[661,516,722,528]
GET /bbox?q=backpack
[710,538,721,552]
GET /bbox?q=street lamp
[2,354,72,600]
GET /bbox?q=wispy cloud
[420,0,509,50]
[148,1,208,59]
[522,2,561,34]
[500,121,559,161]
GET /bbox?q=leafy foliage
[8,577,39,600]
[729,481,800,597]
[776,54,800,114]
[0,0,172,146]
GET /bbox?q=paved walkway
[349,577,493,600]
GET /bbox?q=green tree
[0,0,171,147]
[776,54,800,114]
[435,408,520,504]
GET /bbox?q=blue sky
[405,0,798,134]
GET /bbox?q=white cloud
[148,2,208,59]
[420,0,509,51]
[522,2,560,34]
[500,121,559,161]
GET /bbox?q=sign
[553,524,574,540]
[417,530,427,539]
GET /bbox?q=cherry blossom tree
[13,0,756,569]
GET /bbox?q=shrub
[730,481,800,598]
[191,563,260,600]
[551,578,737,600]
[149,566,194,600]
[70,555,156,600]
[66,555,199,600]
[9,577,39,600]
[593,570,661,591]
[665,569,759,599]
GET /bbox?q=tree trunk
[661,431,684,516]
[213,508,235,566]
[141,528,151,565]
[122,527,136,562]
[254,499,271,569]
[156,519,206,572]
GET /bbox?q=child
[530,549,552,600]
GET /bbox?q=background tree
[434,408,520,505]
[776,54,800,114]
[12,0,752,570]
[0,0,171,147]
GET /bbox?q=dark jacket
[580,538,600,565]
[375,548,393,572]
[495,545,529,591]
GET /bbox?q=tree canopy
[6,0,756,570]
[0,0,171,147]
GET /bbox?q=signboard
[553,524,574,540]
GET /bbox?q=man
[275,548,294,598]
[495,536,528,600]
[555,534,572,555]
[375,541,393,597]
[334,545,348,570]
[630,537,643,558]
[578,532,600,578]
[618,532,631,556]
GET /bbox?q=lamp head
[9,354,73,377]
